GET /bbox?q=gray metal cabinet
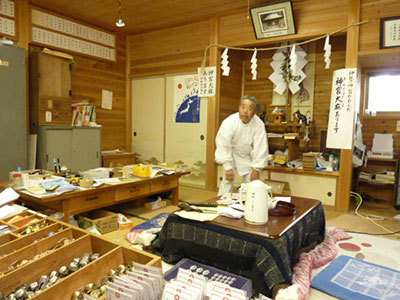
[0,45,27,180]
[37,126,102,172]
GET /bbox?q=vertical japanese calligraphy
[197,66,217,97]
[382,17,400,48]
[326,68,357,149]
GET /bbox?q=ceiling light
[116,19,125,27]
[116,0,125,28]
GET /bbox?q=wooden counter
[1,173,186,222]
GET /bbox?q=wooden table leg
[62,201,70,223]
[171,186,179,206]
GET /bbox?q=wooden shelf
[358,178,395,186]
[264,165,340,178]
[366,157,397,163]
[358,49,400,68]
[356,157,399,206]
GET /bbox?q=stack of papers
[0,224,10,235]
[267,133,284,138]
[219,206,244,219]
[0,188,20,206]
[0,204,27,220]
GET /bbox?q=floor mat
[311,255,400,300]
[309,232,400,299]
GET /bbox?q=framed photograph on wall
[380,16,400,49]
[250,0,296,39]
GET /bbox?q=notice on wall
[101,89,113,110]
[326,68,357,149]
[173,75,200,123]
[197,66,216,97]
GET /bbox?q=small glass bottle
[13,173,22,188]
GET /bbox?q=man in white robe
[215,95,269,196]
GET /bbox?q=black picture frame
[380,16,400,49]
[250,0,296,40]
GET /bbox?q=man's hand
[225,169,235,181]
[250,169,260,181]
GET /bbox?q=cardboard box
[118,213,134,230]
[144,200,167,211]
[119,220,134,230]
[78,209,119,234]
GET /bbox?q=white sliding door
[131,77,165,164]
[165,74,207,187]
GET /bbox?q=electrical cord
[350,191,400,237]
[344,230,400,236]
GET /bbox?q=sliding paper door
[165,74,207,187]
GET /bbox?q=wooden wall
[219,50,243,126]
[219,0,348,47]
[128,20,211,77]
[243,35,347,153]
[70,34,127,151]
[359,0,400,53]
[13,2,128,151]
[358,0,400,154]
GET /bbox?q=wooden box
[102,152,137,167]
[0,210,161,299]
[29,52,73,133]
[302,152,317,171]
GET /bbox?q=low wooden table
[209,197,320,239]
[154,196,325,297]
[0,173,185,222]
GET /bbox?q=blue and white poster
[174,75,200,123]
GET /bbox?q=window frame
[361,67,400,120]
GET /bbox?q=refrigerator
[0,44,27,180]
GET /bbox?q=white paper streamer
[221,48,230,76]
[324,35,331,69]
[290,44,297,75]
[250,49,258,80]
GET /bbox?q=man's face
[239,99,256,124]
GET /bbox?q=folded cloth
[218,206,244,219]
[126,228,160,246]
[39,178,78,192]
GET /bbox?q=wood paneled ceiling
[29,0,268,34]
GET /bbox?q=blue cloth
[131,213,170,231]
[39,179,79,192]
[311,255,400,300]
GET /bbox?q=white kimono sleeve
[215,120,234,170]
[249,125,269,170]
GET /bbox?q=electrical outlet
[397,120,400,132]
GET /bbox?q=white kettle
[239,180,274,225]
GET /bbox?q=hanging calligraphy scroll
[198,66,217,97]
[326,68,357,149]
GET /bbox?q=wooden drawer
[67,190,115,213]
[115,182,150,201]
[151,176,178,193]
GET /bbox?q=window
[365,71,400,115]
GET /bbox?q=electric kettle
[239,180,275,225]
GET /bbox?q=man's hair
[240,95,260,113]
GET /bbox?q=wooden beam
[205,18,220,191]
[336,0,360,212]
[16,0,30,49]
[126,35,132,151]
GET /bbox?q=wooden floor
[103,186,400,245]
